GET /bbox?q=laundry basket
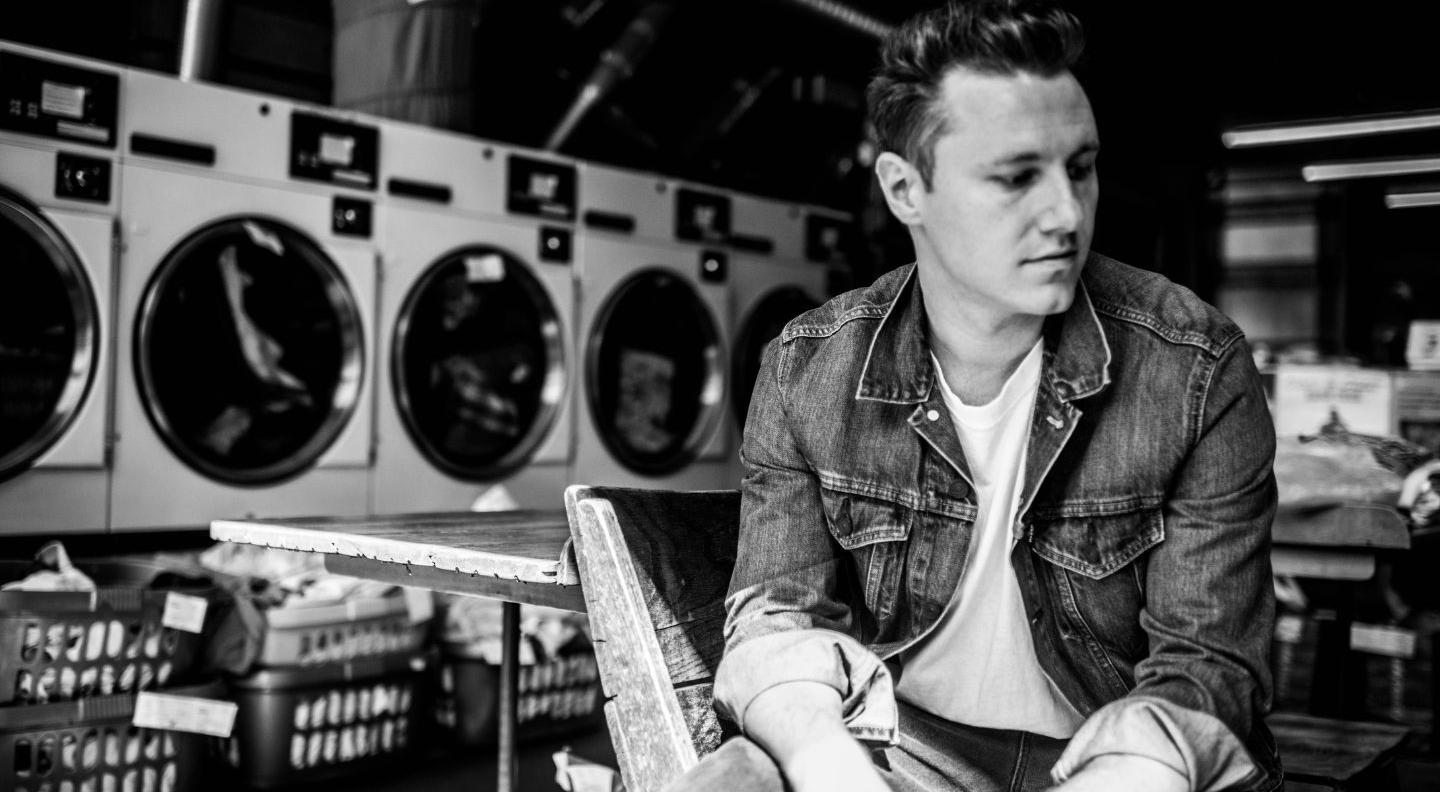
[218,652,430,788]
[0,679,223,792]
[0,559,214,706]
[255,594,430,667]
[433,639,603,746]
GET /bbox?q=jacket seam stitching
[1192,336,1237,448]
[1089,299,1241,354]
[783,305,889,342]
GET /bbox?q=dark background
[11,0,1440,359]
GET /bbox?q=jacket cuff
[714,628,898,745]
[1049,696,1259,791]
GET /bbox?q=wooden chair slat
[565,486,742,792]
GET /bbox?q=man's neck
[924,294,1044,407]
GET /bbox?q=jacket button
[926,409,940,421]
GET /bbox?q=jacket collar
[855,259,1112,405]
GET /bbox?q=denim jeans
[674,701,1067,792]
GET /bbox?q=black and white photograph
[2,2,1439,790]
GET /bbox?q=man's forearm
[743,681,885,791]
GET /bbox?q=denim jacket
[714,254,1280,791]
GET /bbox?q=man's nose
[1038,171,1084,234]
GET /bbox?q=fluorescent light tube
[1385,190,1440,209]
[1301,157,1440,182]
[1223,111,1440,148]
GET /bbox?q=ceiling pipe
[178,0,225,82]
[545,1,672,152]
[780,0,893,41]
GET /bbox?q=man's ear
[875,152,924,226]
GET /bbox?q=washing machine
[726,194,851,485]
[111,67,378,531]
[573,164,732,491]
[373,121,576,512]
[0,43,122,534]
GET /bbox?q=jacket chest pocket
[819,487,912,626]
[1029,507,1163,667]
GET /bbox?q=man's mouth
[1026,250,1077,264]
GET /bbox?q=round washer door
[586,268,724,476]
[0,192,99,482]
[393,246,566,481]
[731,286,819,427]
[135,217,365,485]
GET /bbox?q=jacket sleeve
[1054,334,1276,791]
[712,338,899,745]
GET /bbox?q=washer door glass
[394,247,565,481]
[0,194,98,481]
[587,269,723,475]
[731,286,819,428]
[136,218,365,485]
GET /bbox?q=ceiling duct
[178,0,225,81]
[779,0,893,41]
[545,2,673,152]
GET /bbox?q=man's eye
[1068,161,1096,181]
[995,170,1038,189]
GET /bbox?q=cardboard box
[1272,364,1440,452]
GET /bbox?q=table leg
[499,601,520,792]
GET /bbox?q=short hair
[867,0,1086,188]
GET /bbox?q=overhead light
[1386,190,1440,209]
[1222,110,1440,148]
[1301,156,1440,182]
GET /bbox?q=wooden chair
[563,485,741,792]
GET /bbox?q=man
[709,2,1280,791]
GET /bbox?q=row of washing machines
[0,42,850,534]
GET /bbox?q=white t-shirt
[895,340,1084,738]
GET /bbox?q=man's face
[911,66,1099,325]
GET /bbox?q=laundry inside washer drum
[138,219,362,484]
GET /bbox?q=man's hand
[1050,754,1187,792]
[744,681,888,792]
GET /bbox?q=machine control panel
[0,52,118,147]
[54,152,111,203]
[507,155,576,220]
[290,111,379,189]
[332,196,372,238]
[699,249,728,283]
[538,226,572,263]
[675,188,731,244]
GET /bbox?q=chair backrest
[563,485,741,792]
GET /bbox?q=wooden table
[1270,501,1411,718]
[210,510,584,792]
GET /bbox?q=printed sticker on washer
[319,132,356,166]
[162,592,208,634]
[465,254,506,283]
[133,692,238,737]
[40,80,86,119]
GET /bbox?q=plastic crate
[256,595,430,667]
[0,679,222,792]
[0,560,215,707]
[218,652,429,788]
[433,641,603,746]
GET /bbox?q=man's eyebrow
[987,141,1101,167]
